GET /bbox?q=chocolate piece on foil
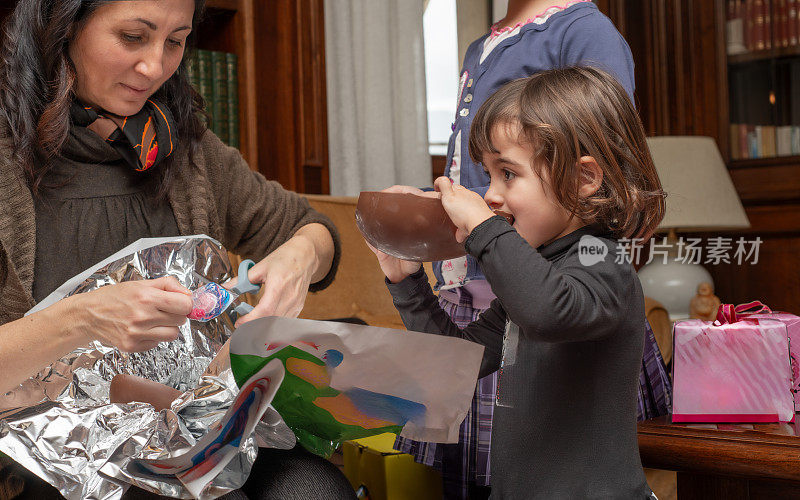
[355,191,466,262]
[110,374,182,412]
[493,210,514,225]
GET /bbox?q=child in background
[396,1,671,498]
[371,66,665,498]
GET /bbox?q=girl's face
[69,0,195,116]
[482,124,584,248]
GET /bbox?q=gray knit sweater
[0,125,340,325]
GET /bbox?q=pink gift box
[672,318,795,423]
[747,312,800,410]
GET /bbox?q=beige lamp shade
[646,136,750,232]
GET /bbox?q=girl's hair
[469,66,666,242]
[0,0,208,197]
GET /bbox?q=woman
[0,0,352,498]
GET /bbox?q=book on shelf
[792,127,800,153]
[728,0,800,54]
[777,126,794,155]
[186,49,240,149]
[755,0,766,50]
[766,0,773,49]
[730,123,800,158]
[226,52,239,149]
[762,125,776,156]
[211,51,230,145]
[196,49,213,128]
[730,123,741,160]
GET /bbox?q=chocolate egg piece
[493,210,514,225]
[355,191,466,262]
[110,374,182,411]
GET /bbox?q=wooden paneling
[603,0,729,150]
[250,0,329,194]
[295,0,329,194]
[431,155,446,181]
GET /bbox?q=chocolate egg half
[355,191,466,262]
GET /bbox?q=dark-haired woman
[0,0,353,498]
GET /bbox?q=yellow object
[343,433,442,500]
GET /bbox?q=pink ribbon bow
[714,300,772,325]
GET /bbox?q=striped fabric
[394,292,494,498]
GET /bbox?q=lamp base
[637,260,714,321]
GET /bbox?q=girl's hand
[365,241,421,284]
[365,184,430,282]
[433,176,495,242]
[74,277,193,352]
[380,185,431,197]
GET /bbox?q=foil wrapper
[0,235,295,499]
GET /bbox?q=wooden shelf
[729,155,800,169]
[728,45,800,65]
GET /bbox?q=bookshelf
[725,0,800,168]
[0,0,331,194]
[597,0,800,314]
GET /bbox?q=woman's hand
[73,276,193,352]
[434,176,494,242]
[0,277,192,394]
[234,223,334,327]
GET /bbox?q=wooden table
[638,416,800,499]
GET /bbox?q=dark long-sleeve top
[388,217,651,498]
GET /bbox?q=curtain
[324,0,431,196]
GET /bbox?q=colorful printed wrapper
[132,359,284,498]
[188,282,237,322]
[229,316,485,458]
[672,318,795,423]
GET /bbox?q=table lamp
[637,136,750,320]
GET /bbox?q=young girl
[371,66,665,498]
[398,1,670,498]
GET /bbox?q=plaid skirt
[394,291,672,499]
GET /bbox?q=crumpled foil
[0,235,296,499]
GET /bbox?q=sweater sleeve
[465,217,635,343]
[387,268,505,377]
[559,10,636,101]
[202,132,341,291]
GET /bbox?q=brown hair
[468,66,665,242]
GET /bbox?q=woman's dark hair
[469,66,666,242]
[0,0,207,196]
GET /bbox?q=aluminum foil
[0,235,295,499]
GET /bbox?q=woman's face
[69,0,195,116]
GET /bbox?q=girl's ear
[577,156,603,198]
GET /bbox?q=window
[423,0,459,156]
